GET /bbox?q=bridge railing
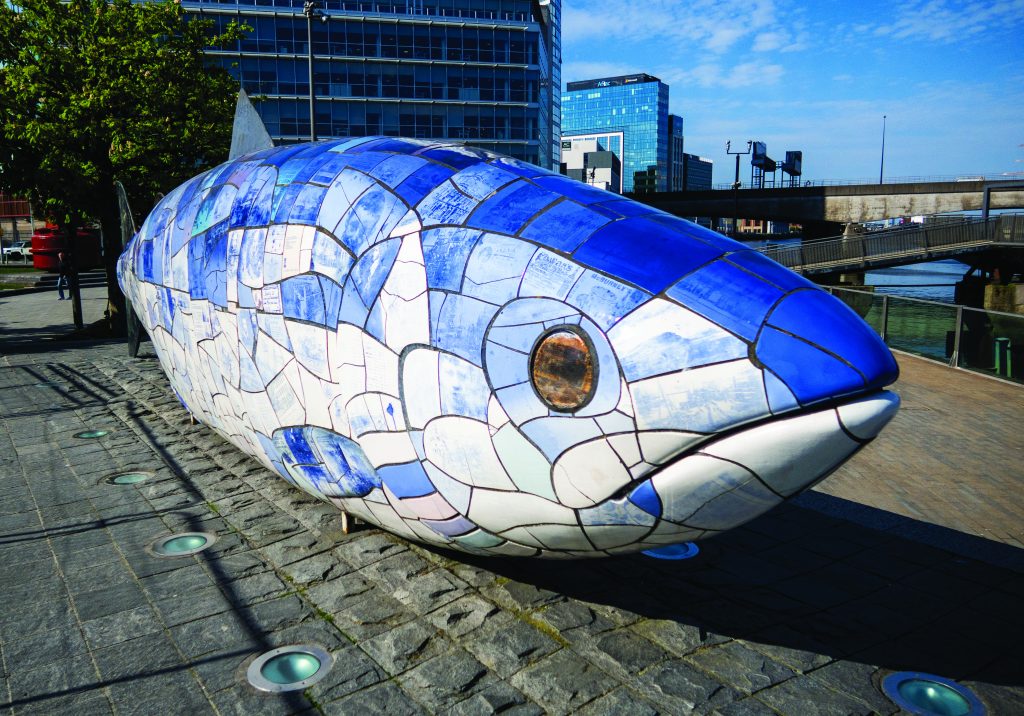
[827,286,1024,385]
[761,214,1024,272]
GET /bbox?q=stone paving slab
[1,325,1023,713]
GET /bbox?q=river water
[865,259,966,304]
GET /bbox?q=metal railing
[710,173,1024,190]
[827,286,1024,384]
[758,214,1024,274]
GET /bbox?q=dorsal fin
[229,88,274,160]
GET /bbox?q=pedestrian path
[0,294,1022,714]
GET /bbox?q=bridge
[755,214,1024,276]
[634,179,1024,226]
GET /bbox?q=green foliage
[0,0,246,221]
[0,0,246,329]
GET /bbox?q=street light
[726,140,752,238]
[879,115,886,185]
[304,0,327,142]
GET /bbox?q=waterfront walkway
[1,289,1022,714]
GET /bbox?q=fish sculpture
[118,137,900,558]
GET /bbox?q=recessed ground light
[146,532,217,558]
[74,429,110,439]
[246,645,333,693]
[642,542,700,560]
[882,672,985,716]
[104,471,153,485]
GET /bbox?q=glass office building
[561,74,669,193]
[183,0,561,169]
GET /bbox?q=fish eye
[530,328,596,412]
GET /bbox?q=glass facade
[561,74,669,193]
[182,0,560,168]
[683,152,713,190]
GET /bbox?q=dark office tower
[667,114,684,192]
[187,0,561,169]
[561,73,670,193]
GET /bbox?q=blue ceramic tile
[422,227,482,290]
[277,144,336,184]
[337,184,406,256]
[532,176,614,205]
[439,353,489,421]
[646,214,748,253]
[238,228,267,287]
[466,181,559,235]
[379,461,436,499]
[484,341,530,390]
[726,250,815,292]
[520,418,602,461]
[351,239,400,307]
[396,163,455,206]
[257,314,292,351]
[369,154,429,188]
[666,260,784,342]
[239,348,263,391]
[766,289,898,390]
[280,275,326,325]
[764,369,800,414]
[628,481,661,517]
[417,145,490,170]
[237,283,257,308]
[364,298,385,342]
[591,199,660,219]
[463,233,537,305]
[193,184,236,235]
[490,156,552,179]
[451,163,518,200]
[755,326,866,405]
[432,294,498,366]
[573,217,725,294]
[338,277,370,328]
[238,308,258,356]
[282,426,318,464]
[344,151,390,174]
[309,153,356,186]
[519,200,613,253]
[308,427,381,496]
[231,169,276,229]
[288,184,329,225]
[349,137,427,155]
[259,143,308,168]
[565,271,650,331]
[311,233,354,287]
[417,181,479,227]
[494,380,546,425]
[421,515,476,537]
[492,297,578,327]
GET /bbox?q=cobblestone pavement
[1,322,1023,713]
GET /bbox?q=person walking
[56,250,69,300]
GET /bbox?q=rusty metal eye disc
[530,329,596,412]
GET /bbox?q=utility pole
[726,140,752,238]
[879,115,887,185]
[304,1,326,142]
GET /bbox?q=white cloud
[865,0,1024,43]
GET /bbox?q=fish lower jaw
[633,390,900,534]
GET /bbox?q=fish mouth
[624,390,900,535]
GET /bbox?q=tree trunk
[62,223,84,329]
[98,184,127,337]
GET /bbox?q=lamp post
[304,0,326,142]
[726,140,752,238]
[879,114,886,185]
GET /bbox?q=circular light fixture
[882,672,985,716]
[146,531,217,558]
[246,645,333,693]
[530,328,596,412]
[104,471,153,485]
[74,429,110,439]
[642,542,700,560]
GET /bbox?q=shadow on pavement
[452,494,1024,688]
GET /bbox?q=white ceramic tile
[423,417,515,490]
[551,438,631,508]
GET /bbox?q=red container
[32,226,102,271]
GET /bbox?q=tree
[0,0,246,334]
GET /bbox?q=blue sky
[561,0,1024,185]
